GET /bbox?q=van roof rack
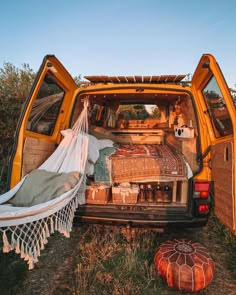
[84,75,186,84]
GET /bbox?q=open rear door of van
[8,55,76,188]
[192,54,236,234]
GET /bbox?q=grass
[72,218,236,295]
[0,214,236,295]
[72,226,163,295]
[50,214,236,295]
[0,252,27,295]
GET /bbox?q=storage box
[86,184,111,204]
[112,185,139,204]
[175,127,194,138]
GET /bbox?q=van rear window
[202,76,233,137]
[27,73,65,135]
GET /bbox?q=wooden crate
[86,185,111,204]
[112,186,139,204]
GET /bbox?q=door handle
[208,158,212,170]
[224,146,229,162]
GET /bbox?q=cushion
[154,239,214,292]
[88,134,100,164]
[98,139,114,150]
[9,169,80,207]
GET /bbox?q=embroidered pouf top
[154,239,215,292]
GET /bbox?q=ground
[3,214,234,295]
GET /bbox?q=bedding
[93,144,189,184]
[88,134,100,164]
[107,145,188,182]
[111,144,187,182]
[94,146,117,183]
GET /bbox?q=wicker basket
[112,185,139,204]
[86,184,111,204]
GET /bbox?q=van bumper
[74,205,209,228]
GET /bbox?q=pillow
[85,161,94,176]
[9,169,80,207]
[88,134,100,164]
[98,139,114,150]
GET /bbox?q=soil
[16,228,83,295]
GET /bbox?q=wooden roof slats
[143,76,151,83]
[150,76,160,83]
[134,76,143,83]
[100,75,110,83]
[173,75,186,82]
[165,75,176,82]
[118,76,128,83]
[84,76,100,83]
[84,75,186,84]
[109,76,120,83]
[126,76,135,83]
[158,75,169,83]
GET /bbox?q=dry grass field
[1,214,235,295]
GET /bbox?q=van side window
[27,73,65,135]
[202,76,233,137]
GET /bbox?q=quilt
[111,144,187,182]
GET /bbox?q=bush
[0,63,35,193]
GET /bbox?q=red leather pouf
[154,239,214,292]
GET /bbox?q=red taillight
[200,191,209,198]
[198,204,209,213]
[194,181,210,199]
[194,182,210,191]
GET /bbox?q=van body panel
[192,54,236,234]
[9,56,76,188]
[8,53,235,233]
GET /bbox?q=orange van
[7,54,236,234]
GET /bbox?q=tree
[0,62,82,192]
[0,62,35,101]
[229,87,236,107]
[0,63,36,192]
[73,75,82,87]
[118,104,149,120]
[149,106,161,118]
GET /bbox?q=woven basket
[112,186,139,204]
[86,185,111,204]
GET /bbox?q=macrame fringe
[3,231,12,252]
[0,98,89,270]
[0,191,84,270]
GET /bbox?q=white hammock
[0,98,89,269]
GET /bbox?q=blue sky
[0,0,235,87]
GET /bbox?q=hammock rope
[0,97,89,269]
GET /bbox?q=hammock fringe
[0,191,84,269]
[0,97,89,269]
